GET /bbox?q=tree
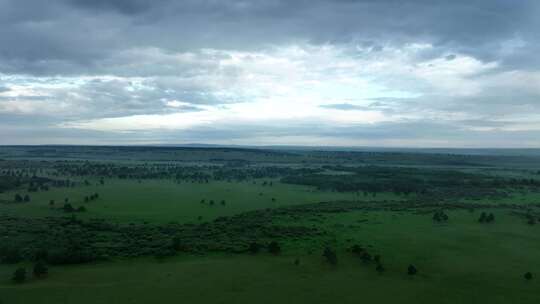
[33,261,48,278]
[14,193,23,203]
[361,252,372,263]
[524,272,533,280]
[171,236,188,251]
[23,194,30,202]
[49,199,55,206]
[12,267,26,283]
[248,242,261,254]
[77,206,87,212]
[323,247,338,265]
[376,264,385,273]
[268,241,281,255]
[486,213,495,223]
[478,212,487,223]
[407,264,417,275]
[220,200,226,206]
[63,203,74,213]
[350,244,364,254]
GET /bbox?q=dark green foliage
[33,261,48,277]
[524,272,533,280]
[12,267,26,283]
[408,264,417,275]
[268,241,281,255]
[479,212,487,223]
[63,203,74,212]
[171,236,189,251]
[23,194,30,202]
[47,247,96,265]
[323,247,338,265]
[433,210,449,222]
[350,244,364,254]
[0,246,23,264]
[361,252,372,263]
[376,264,385,273]
[248,242,261,254]
[14,193,23,203]
[294,258,300,266]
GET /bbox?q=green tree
[323,247,338,265]
[268,241,281,255]
[407,264,417,275]
[33,261,48,278]
[524,272,533,280]
[63,203,74,212]
[248,242,261,254]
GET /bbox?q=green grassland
[1,146,540,304]
[2,209,539,304]
[0,179,401,223]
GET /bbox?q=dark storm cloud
[1,0,539,75]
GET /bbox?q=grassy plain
[1,146,540,304]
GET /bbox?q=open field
[1,146,540,303]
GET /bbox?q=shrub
[248,242,261,254]
[33,261,48,278]
[268,241,281,255]
[407,264,417,275]
[12,267,26,283]
[323,247,338,265]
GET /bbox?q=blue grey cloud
[1,0,540,147]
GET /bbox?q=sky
[1,0,540,147]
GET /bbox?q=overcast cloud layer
[1,0,540,147]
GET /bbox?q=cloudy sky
[1,0,540,147]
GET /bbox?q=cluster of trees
[433,210,449,222]
[63,203,86,213]
[478,212,495,223]
[11,261,48,284]
[200,199,226,206]
[248,241,281,255]
[84,193,100,203]
[13,193,30,203]
[283,165,540,200]
[350,245,385,273]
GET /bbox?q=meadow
[1,146,540,303]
